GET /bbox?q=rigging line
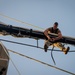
[0,13,44,30]
[51,46,56,65]
[0,42,21,75]
[8,49,75,75]
[0,38,75,52]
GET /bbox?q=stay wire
[8,49,75,75]
[0,13,44,30]
[0,39,75,52]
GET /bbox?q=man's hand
[47,35,52,41]
[52,37,61,41]
[52,38,56,41]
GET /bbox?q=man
[44,22,70,54]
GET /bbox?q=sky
[0,0,75,75]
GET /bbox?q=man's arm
[53,31,62,41]
[44,28,52,41]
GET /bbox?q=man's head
[53,22,58,30]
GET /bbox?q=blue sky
[0,0,75,75]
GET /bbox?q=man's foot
[64,47,70,54]
[44,44,48,52]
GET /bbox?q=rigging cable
[0,42,21,75]
[0,39,75,52]
[8,49,75,75]
[0,13,44,30]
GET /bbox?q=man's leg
[53,43,70,54]
[44,40,52,52]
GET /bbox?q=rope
[51,45,56,65]
[0,42,21,75]
[8,49,75,75]
[0,39,75,52]
[0,13,44,30]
